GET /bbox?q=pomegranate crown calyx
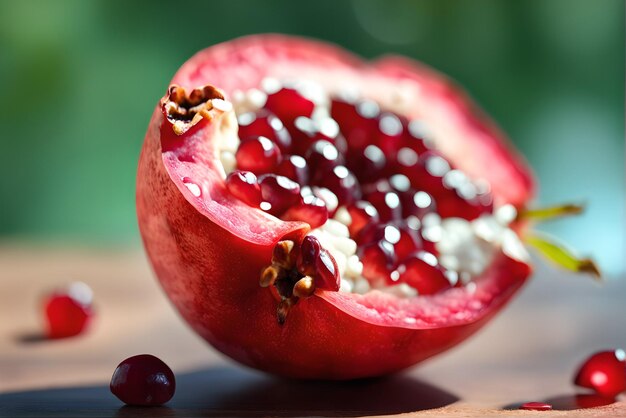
[161,84,232,135]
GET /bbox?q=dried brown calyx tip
[161,84,232,135]
[259,239,317,325]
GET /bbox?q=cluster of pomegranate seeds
[110,354,176,406]
[574,349,626,398]
[43,282,94,339]
[226,81,496,295]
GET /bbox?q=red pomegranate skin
[137,35,533,379]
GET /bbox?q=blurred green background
[0,0,623,275]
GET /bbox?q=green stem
[525,232,601,279]
[519,203,585,222]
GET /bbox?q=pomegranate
[136,35,536,379]
[110,354,175,406]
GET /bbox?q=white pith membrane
[213,78,529,298]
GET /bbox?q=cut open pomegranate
[137,35,535,379]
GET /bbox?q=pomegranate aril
[258,174,301,216]
[359,240,396,282]
[276,155,309,185]
[226,170,262,206]
[574,349,626,397]
[315,249,340,290]
[235,136,282,174]
[395,146,421,180]
[436,190,493,220]
[265,87,315,127]
[374,112,405,155]
[296,236,340,291]
[346,201,379,237]
[519,402,552,411]
[395,119,431,155]
[44,282,93,339]
[110,354,175,406]
[399,190,436,219]
[393,225,422,261]
[347,144,386,183]
[331,97,380,152]
[297,235,321,277]
[331,95,360,137]
[237,110,292,152]
[408,151,451,193]
[314,165,361,206]
[397,251,453,294]
[282,195,329,229]
[436,170,493,220]
[365,190,402,222]
[305,140,344,180]
[290,116,346,156]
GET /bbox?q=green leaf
[525,232,601,279]
[519,203,585,222]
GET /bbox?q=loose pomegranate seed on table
[110,354,176,406]
[43,282,94,339]
[519,402,553,411]
[574,349,626,397]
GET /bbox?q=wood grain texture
[0,243,624,417]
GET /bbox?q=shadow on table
[0,366,458,417]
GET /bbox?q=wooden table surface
[1,243,624,417]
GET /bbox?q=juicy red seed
[399,190,436,219]
[574,349,626,397]
[344,100,380,151]
[365,190,402,222]
[346,201,379,237]
[374,111,405,155]
[306,140,344,180]
[407,150,451,193]
[275,155,309,185]
[519,402,552,411]
[264,87,315,126]
[435,170,493,220]
[314,165,361,206]
[330,97,379,151]
[397,251,452,294]
[359,240,396,282]
[237,110,292,152]
[420,228,439,255]
[282,195,329,229]
[393,227,421,261]
[395,146,421,179]
[356,222,385,246]
[330,95,359,136]
[226,170,262,206]
[258,174,301,216]
[296,235,339,290]
[290,116,347,156]
[347,144,386,183]
[235,136,282,174]
[436,190,493,220]
[297,234,321,276]
[110,354,175,406]
[44,293,92,339]
[314,248,340,290]
[403,120,432,150]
